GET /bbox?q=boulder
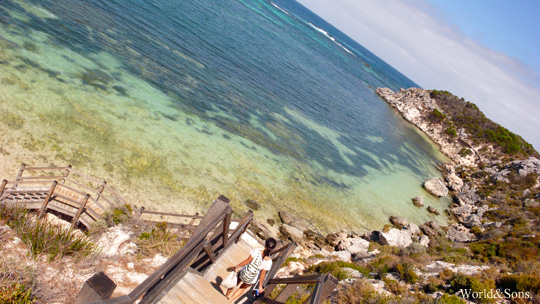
[462,214,481,228]
[524,199,540,208]
[413,196,424,207]
[279,211,295,225]
[451,204,473,219]
[378,228,413,248]
[331,250,352,262]
[341,267,364,278]
[419,235,430,247]
[444,164,464,192]
[420,221,443,236]
[326,231,348,247]
[427,206,440,215]
[345,238,371,258]
[389,216,409,229]
[406,223,421,236]
[509,157,540,177]
[290,218,311,232]
[446,224,476,242]
[454,184,480,205]
[280,224,304,243]
[424,178,448,197]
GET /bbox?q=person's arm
[258,269,267,292]
[234,255,253,272]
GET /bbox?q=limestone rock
[406,223,421,236]
[326,231,349,247]
[509,157,540,177]
[280,224,304,243]
[389,216,409,229]
[378,228,413,248]
[427,206,440,215]
[462,214,481,228]
[345,238,371,258]
[451,204,473,219]
[446,224,476,242]
[420,221,443,236]
[331,250,352,262]
[290,218,311,232]
[424,178,448,197]
[444,164,464,192]
[341,267,364,278]
[454,184,480,205]
[419,235,430,247]
[279,211,295,225]
[413,196,424,207]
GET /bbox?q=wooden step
[203,238,255,292]
[157,271,232,304]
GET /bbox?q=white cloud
[297,0,540,150]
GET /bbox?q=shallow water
[0,0,450,232]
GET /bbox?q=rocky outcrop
[389,216,409,229]
[376,87,481,166]
[424,178,448,197]
[443,164,464,192]
[378,228,413,248]
[280,224,304,243]
[446,224,477,242]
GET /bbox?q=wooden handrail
[67,168,103,184]
[255,274,338,304]
[18,166,70,171]
[16,176,65,180]
[264,242,297,287]
[139,210,204,219]
[84,197,231,304]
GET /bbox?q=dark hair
[263,238,277,257]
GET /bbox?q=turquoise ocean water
[0,0,450,232]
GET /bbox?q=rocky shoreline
[2,87,539,303]
[259,87,540,303]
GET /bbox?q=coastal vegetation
[430,90,537,157]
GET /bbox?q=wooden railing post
[136,206,145,219]
[14,163,26,188]
[62,165,72,184]
[188,212,199,226]
[202,241,216,263]
[306,274,326,304]
[222,209,231,248]
[39,181,58,218]
[71,194,90,231]
[96,181,107,203]
[0,179,7,199]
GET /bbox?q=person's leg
[229,283,252,302]
[226,278,242,298]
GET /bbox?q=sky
[297,0,540,150]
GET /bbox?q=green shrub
[110,204,134,225]
[136,222,184,257]
[0,284,36,304]
[439,294,466,304]
[0,205,96,260]
[446,124,457,137]
[459,148,473,157]
[429,90,538,157]
[498,274,540,294]
[429,108,446,123]
[396,263,418,284]
[449,274,496,303]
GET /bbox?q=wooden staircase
[156,235,259,304]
